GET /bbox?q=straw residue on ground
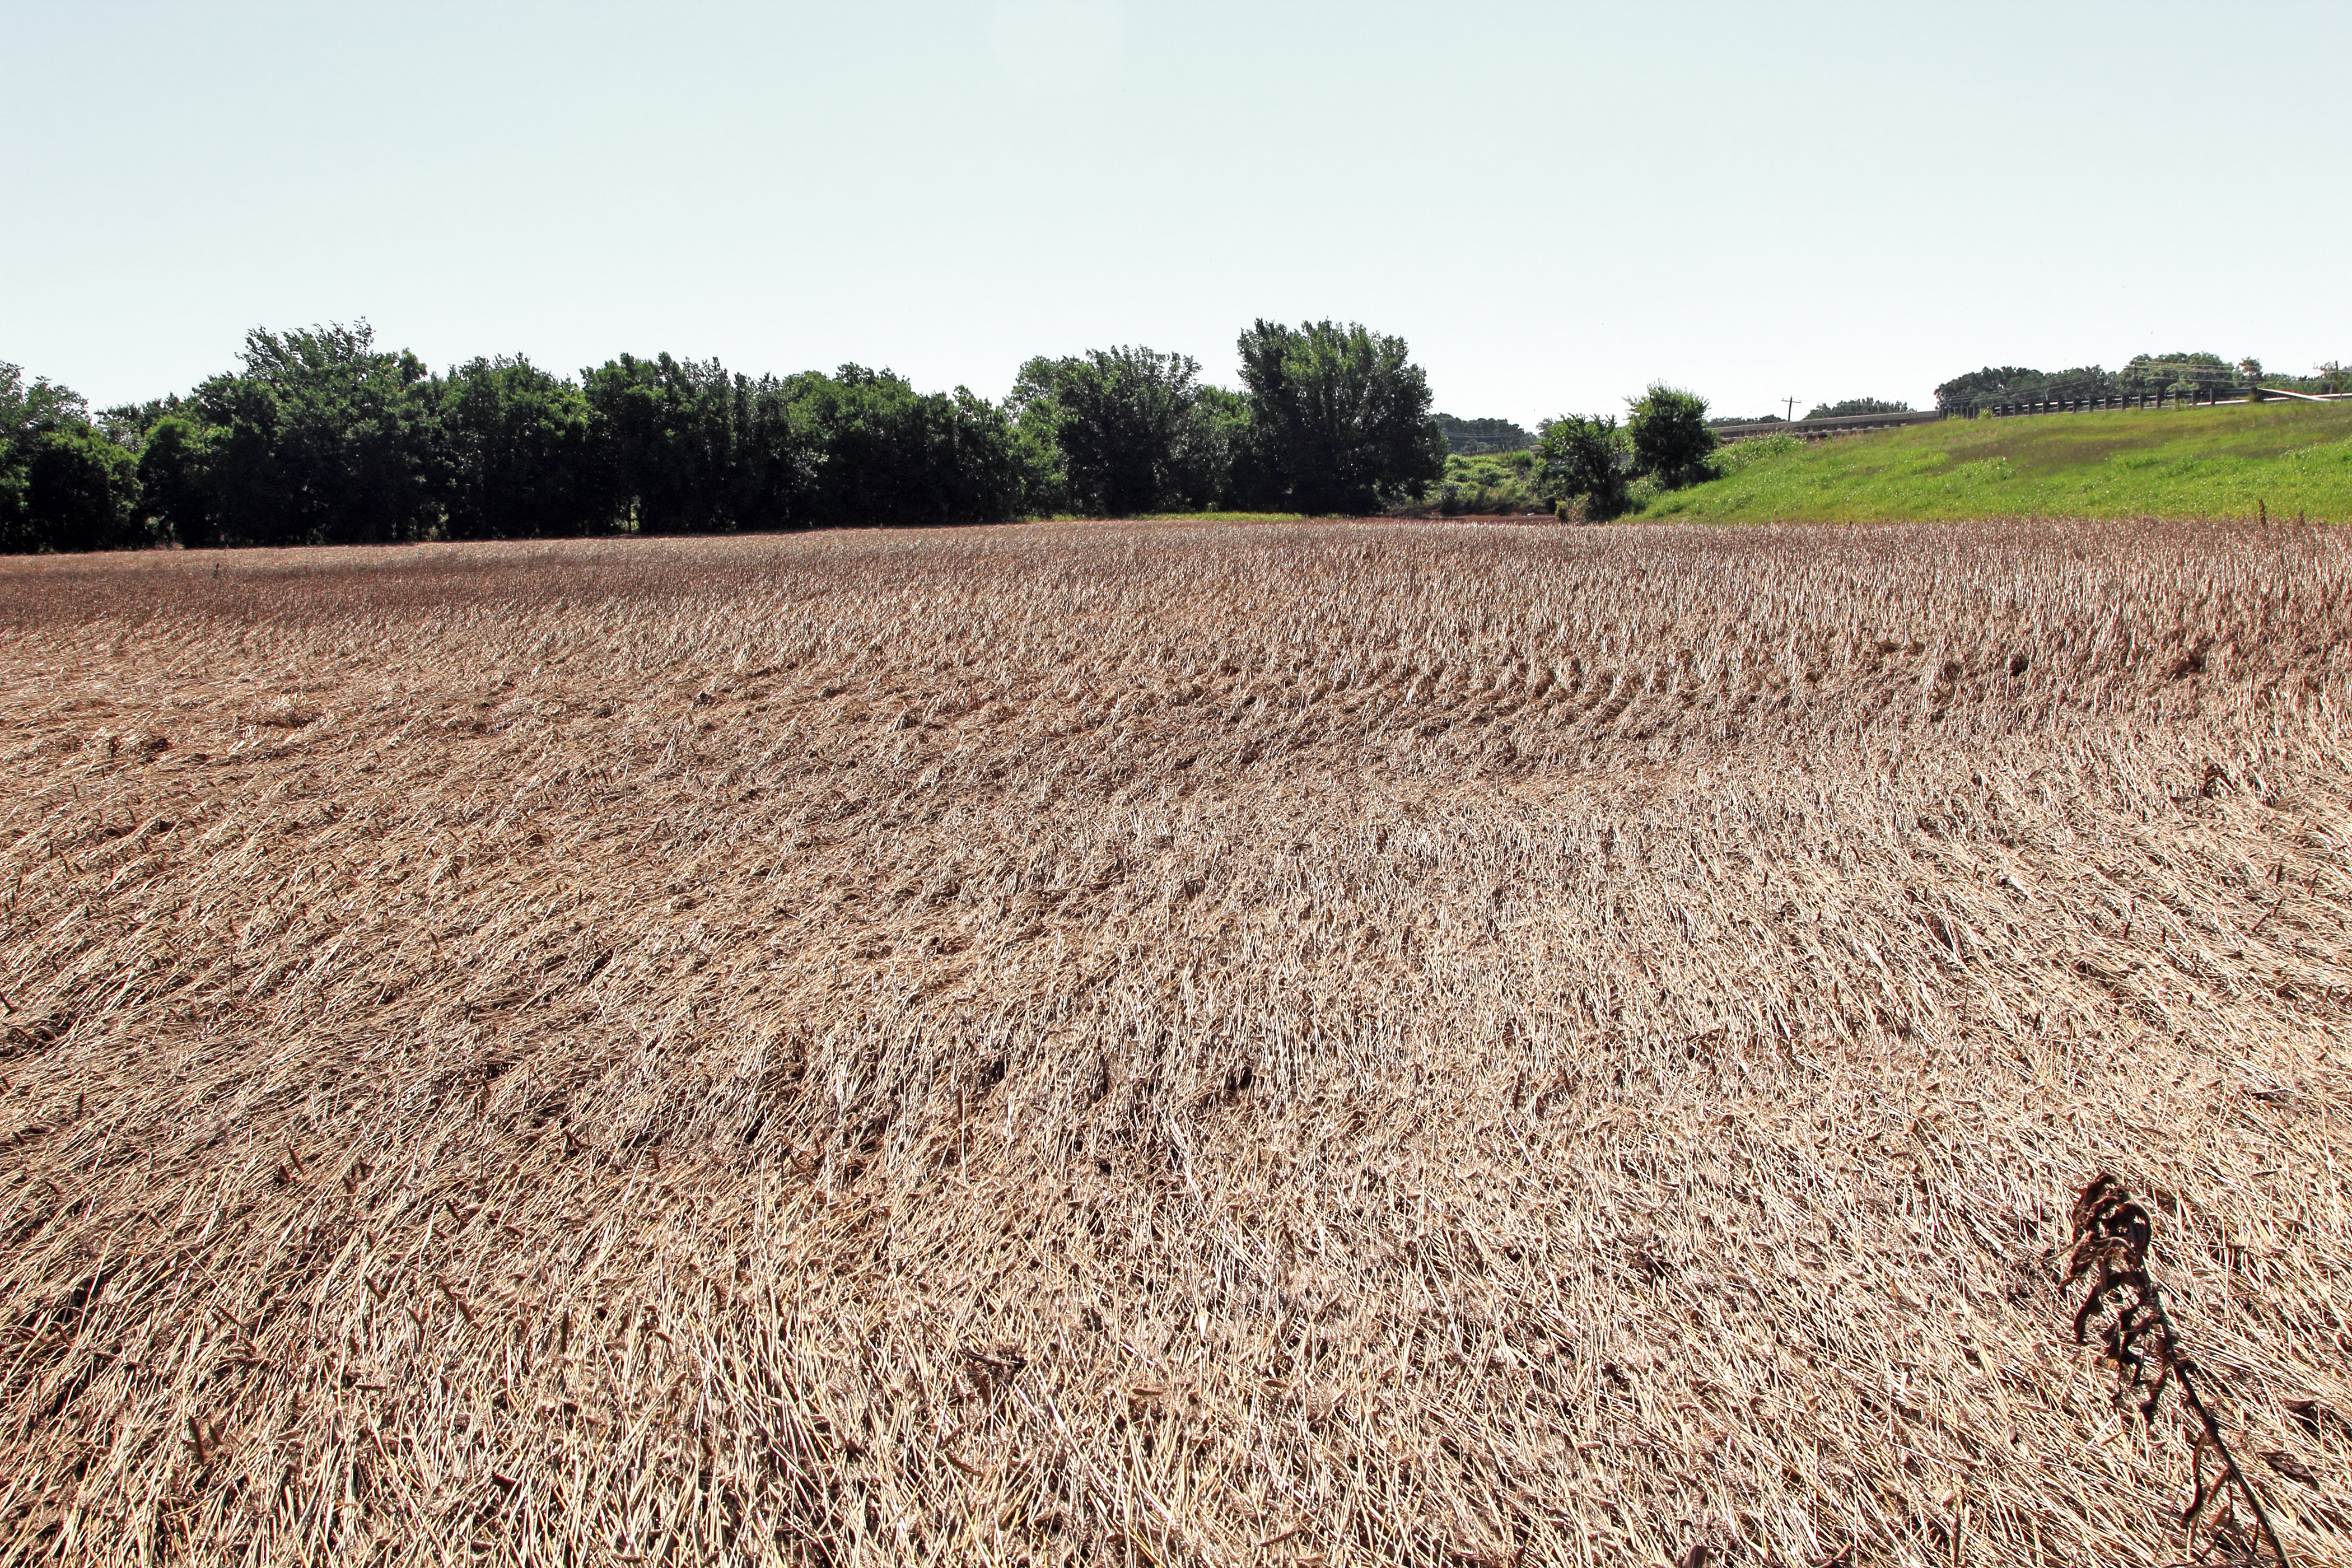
[4,519,2351,1565]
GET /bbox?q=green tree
[25,424,140,551]
[1533,414,1631,521]
[788,366,1028,529]
[1934,367,2039,414]
[581,353,740,535]
[147,323,445,547]
[1626,384,1716,487]
[583,356,1027,533]
[727,374,821,531]
[0,362,143,553]
[1936,364,2122,413]
[136,414,218,548]
[2118,353,2235,399]
[1010,347,1220,516]
[438,356,615,539]
[1194,385,1268,510]
[1233,320,1445,514]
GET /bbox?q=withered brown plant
[2068,1173,2290,1566]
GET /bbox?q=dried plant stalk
[2067,1173,2290,1567]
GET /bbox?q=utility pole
[1784,396,1800,423]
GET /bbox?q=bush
[1534,414,1631,521]
[1426,450,1542,515]
[1626,384,1716,488]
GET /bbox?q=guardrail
[1714,389,2349,442]
[1971,388,2351,419]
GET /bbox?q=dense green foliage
[1930,367,2039,414]
[1,363,143,553]
[1934,364,2134,414]
[146,325,446,548]
[1435,414,1531,455]
[1804,397,1912,419]
[2119,352,2242,398]
[439,356,609,541]
[1010,348,1222,516]
[1533,386,1723,519]
[807,370,1033,529]
[1533,414,1632,520]
[1644,400,2352,522]
[1427,449,1543,514]
[1704,431,1803,479]
[7,315,1449,549]
[1232,320,1445,514]
[1626,385,1717,487]
[109,329,1039,549]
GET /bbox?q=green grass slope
[1645,400,2352,522]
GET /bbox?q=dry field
[4,518,2352,1567]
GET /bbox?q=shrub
[1534,414,1631,521]
[1626,385,1716,488]
[1426,450,1542,515]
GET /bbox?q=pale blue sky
[4,1,2345,425]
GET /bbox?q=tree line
[22,324,2325,552]
[2,319,1448,552]
[1933,352,2349,414]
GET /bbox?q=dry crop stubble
[2,517,2351,1565]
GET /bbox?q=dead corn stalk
[2066,1172,2289,1567]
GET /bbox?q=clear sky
[4,1,2345,425]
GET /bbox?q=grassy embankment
[1648,398,2352,521]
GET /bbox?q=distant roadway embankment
[1654,400,2352,522]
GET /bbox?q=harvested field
[4,518,2352,1566]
